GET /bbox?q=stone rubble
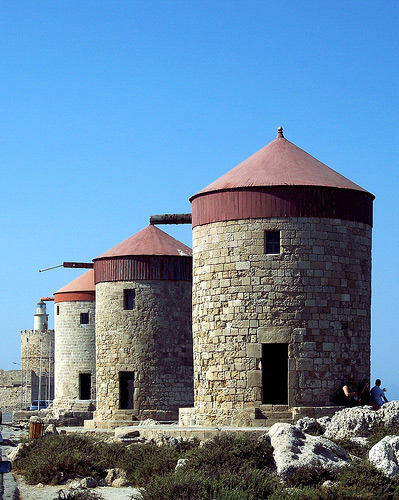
[269,422,349,478]
[323,406,380,440]
[368,435,399,477]
[379,401,399,427]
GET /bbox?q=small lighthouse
[34,301,48,331]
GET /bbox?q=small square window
[264,231,280,254]
[80,312,89,324]
[124,289,136,310]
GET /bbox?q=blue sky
[1,1,398,398]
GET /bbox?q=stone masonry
[95,279,193,422]
[21,329,54,407]
[187,216,371,425]
[53,300,96,410]
[0,370,24,411]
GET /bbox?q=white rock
[317,416,331,433]
[7,442,28,462]
[369,435,399,477]
[175,458,188,470]
[29,416,43,424]
[67,480,82,489]
[378,401,399,427]
[296,417,322,435]
[138,418,160,426]
[324,406,380,439]
[80,476,98,488]
[43,423,58,436]
[269,423,349,478]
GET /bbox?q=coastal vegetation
[12,426,399,500]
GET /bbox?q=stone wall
[189,217,371,425]
[95,279,193,421]
[0,370,23,411]
[53,300,96,408]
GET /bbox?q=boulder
[104,468,133,487]
[112,476,134,487]
[378,401,399,428]
[324,406,380,440]
[115,429,140,439]
[296,417,322,435]
[138,418,160,426]
[67,480,81,489]
[43,423,58,436]
[269,423,349,478]
[29,416,43,424]
[7,442,28,462]
[175,458,188,470]
[369,435,399,477]
[317,416,331,433]
[105,468,120,486]
[81,477,98,488]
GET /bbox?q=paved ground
[1,424,19,500]
[16,477,143,500]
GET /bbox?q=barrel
[28,422,43,439]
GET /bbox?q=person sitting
[340,378,360,407]
[370,379,388,410]
[359,379,372,405]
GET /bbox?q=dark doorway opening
[79,373,91,400]
[262,343,288,404]
[119,371,135,409]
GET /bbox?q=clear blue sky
[1,1,398,397]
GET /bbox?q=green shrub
[333,438,369,458]
[284,464,337,487]
[336,460,399,499]
[183,432,274,477]
[143,467,279,500]
[13,433,178,486]
[115,442,179,486]
[14,434,105,484]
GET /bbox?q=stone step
[258,405,289,412]
[254,405,294,426]
[255,408,292,419]
[257,417,294,427]
[112,414,138,422]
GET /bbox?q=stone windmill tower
[91,224,193,426]
[184,127,374,426]
[53,269,96,412]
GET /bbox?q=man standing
[370,379,388,410]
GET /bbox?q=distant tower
[34,301,48,331]
[184,128,374,426]
[53,270,96,411]
[21,301,55,407]
[91,224,193,425]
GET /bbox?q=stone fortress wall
[0,369,24,411]
[188,216,371,425]
[53,300,96,410]
[95,279,193,422]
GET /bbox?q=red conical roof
[191,128,369,199]
[94,224,192,260]
[54,269,95,302]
